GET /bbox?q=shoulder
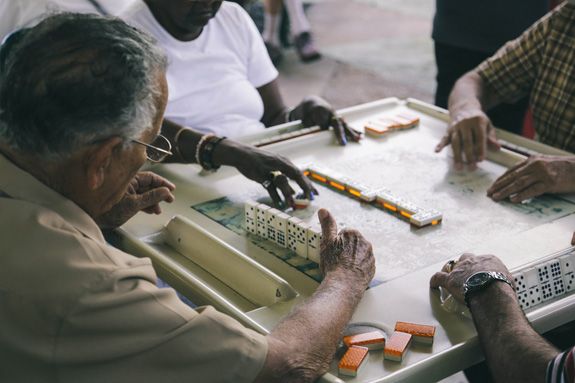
[0,200,139,295]
[214,2,257,32]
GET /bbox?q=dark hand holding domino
[430,253,514,304]
[212,139,317,207]
[435,110,500,171]
[487,155,575,203]
[317,208,375,287]
[291,95,362,146]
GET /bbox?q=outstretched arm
[255,209,375,382]
[431,254,559,383]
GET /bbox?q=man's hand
[213,140,317,208]
[487,155,575,203]
[430,253,513,304]
[294,96,362,146]
[435,109,500,170]
[317,208,375,287]
[96,171,175,229]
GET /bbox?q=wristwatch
[463,271,513,307]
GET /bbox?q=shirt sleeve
[547,348,575,383]
[476,6,555,104]
[56,263,268,383]
[230,3,278,88]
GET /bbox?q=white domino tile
[244,200,258,219]
[307,226,322,264]
[256,204,271,239]
[287,217,303,254]
[273,212,290,248]
[266,208,280,243]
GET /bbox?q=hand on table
[435,110,500,170]
[487,155,575,203]
[213,140,317,208]
[296,96,362,145]
[317,208,375,287]
[95,171,175,229]
[430,253,513,304]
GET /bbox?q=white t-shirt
[123,1,278,137]
[0,0,138,42]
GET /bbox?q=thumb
[318,208,337,243]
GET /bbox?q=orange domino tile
[338,346,369,377]
[395,322,435,344]
[384,332,412,362]
[343,331,386,350]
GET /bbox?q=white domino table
[115,98,575,383]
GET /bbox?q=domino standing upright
[244,201,258,234]
[256,204,271,239]
[306,225,322,264]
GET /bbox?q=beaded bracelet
[198,135,227,171]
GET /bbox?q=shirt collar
[0,152,106,243]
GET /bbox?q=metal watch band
[463,271,513,308]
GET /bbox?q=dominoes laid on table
[384,331,412,362]
[364,113,420,137]
[394,322,435,345]
[304,165,443,228]
[343,331,386,350]
[338,346,369,377]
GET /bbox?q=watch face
[467,272,491,287]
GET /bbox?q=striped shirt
[548,348,575,383]
[477,4,575,153]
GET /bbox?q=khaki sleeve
[55,264,268,383]
[476,7,554,104]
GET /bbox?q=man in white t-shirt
[122,0,360,143]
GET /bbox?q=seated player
[435,2,575,203]
[122,0,360,147]
[0,14,375,382]
[431,252,575,383]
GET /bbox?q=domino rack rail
[114,98,575,383]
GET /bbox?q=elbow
[254,337,332,383]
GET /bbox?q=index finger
[331,118,347,146]
[278,162,317,199]
[137,171,176,191]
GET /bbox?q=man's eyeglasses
[132,134,173,163]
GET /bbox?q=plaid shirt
[477,4,575,153]
[548,348,575,383]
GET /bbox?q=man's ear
[84,136,124,190]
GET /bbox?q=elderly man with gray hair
[0,13,375,383]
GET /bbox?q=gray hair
[0,13,167,159]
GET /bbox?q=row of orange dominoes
[304,166,443,228]
[364,112,420,137]
[338,322,436,377]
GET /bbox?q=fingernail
[318,209,328,220]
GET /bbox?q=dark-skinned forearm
[256,272,367,382]
[469,283,558,383]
